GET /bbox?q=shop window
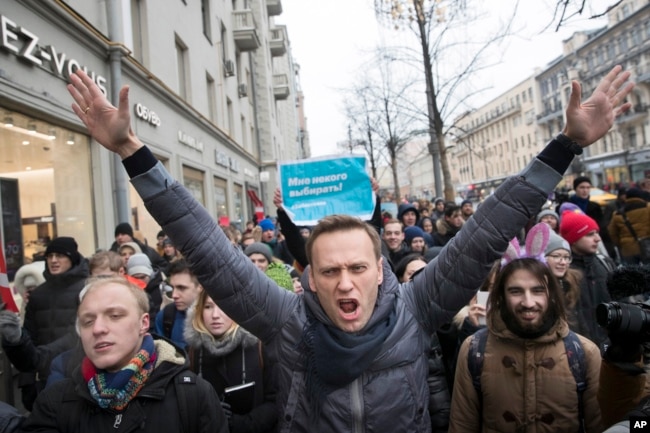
[214,176,229,219]
[0,110,94,270]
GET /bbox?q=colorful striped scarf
[82,334,157,411]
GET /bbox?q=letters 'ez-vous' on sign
[278,156,375,226]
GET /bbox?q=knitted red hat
[559,211,599,244]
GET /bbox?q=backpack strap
[162,303,176,338]
[563,331,587,433]
[468,327,489,395]
[174,370,199,433]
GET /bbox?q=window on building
[233,183,243,229]
[227,98,234,136]
[628,127,638,148]
[620,35,628,53]
[607,43,616,60]
[183,166,205,206]
[221,22,229,65]
[240,115,247,148]
[213,177,228,219]
[631,28,640,46]
[175,35,189,100]
[206,72,216,123]
[202,0,212,41]
[130,0,147,64]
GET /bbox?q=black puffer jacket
[23,259,88,347]
[125,142,562,432]
[570,254,613,352]
[20,339,227,433]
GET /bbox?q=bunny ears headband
[501,222,551,268]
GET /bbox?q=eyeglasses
[547,254,572,263]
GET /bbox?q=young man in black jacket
[20,278,226,433]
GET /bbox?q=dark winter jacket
[20,339,226,433]
[23,259,88,347]
[570,254,613,352]
[432,219,461,247]
[123,141,567,432]
[184,306,278,433]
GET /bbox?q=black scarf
[302,295,397,419]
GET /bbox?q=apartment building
[0,0,309,276]
[447,0,649,197]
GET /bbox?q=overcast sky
[276,0,612,157]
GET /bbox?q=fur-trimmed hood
[183,303,258,357]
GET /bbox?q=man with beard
[449,255,602,433]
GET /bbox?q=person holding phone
[184,288,278,433]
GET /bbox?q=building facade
[446,0,649,198]
[0,0,308,277]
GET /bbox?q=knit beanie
[258,218,275,232]
[573,176,592,190]
[118,241,142,255]
[559,211,599,244]
[45,237,81,266]
[461,200,472,208]
[114,222,134,238]
[536,209,560,224]
[265,262,294,291]
[544,231,571,256]
[126,253,153,277]
[404,226,426,245]
[244,242,273,263]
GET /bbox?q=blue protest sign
[279,156,375,225]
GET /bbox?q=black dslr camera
[596,301,650,342]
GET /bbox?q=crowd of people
[0,66,647,432]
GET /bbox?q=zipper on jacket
[350,377,364,433]
[113,413,122,429]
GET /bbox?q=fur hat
[126,253,153,277]
[536,209,560,224]
[13,261,46,297]
[244,242,273,263]
[573,176,592,190]
[258,218,275,232]
[45,237,81,266]
[544,231,571,255]
[404,226,426,245]
[560,211,599,244]
[114,222,134,238]
[118,241,142,255]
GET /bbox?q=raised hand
[564,65,634,147]
[66,69,143,159]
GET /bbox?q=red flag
[0,235,19,313]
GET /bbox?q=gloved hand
[0,310,22,344]
[220,400,232,420]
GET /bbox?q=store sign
[0,14,108,94]
[178,130,204,152]
[215,150,239,172]
[133,103,161,127]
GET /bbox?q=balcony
[273,74,290,100]
[269,27,287,57]
[233,10,260,51]
[267,0,282,16]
